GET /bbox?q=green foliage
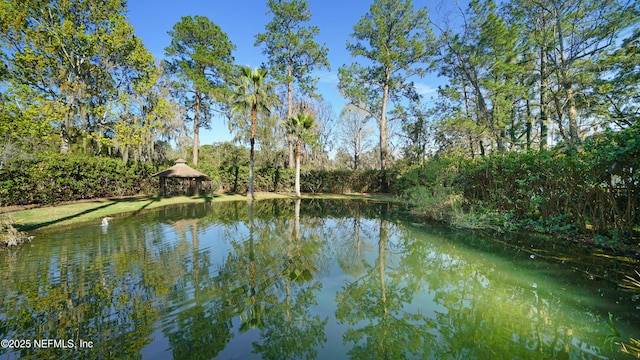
[284,112,317,196]
[231,66,279,198]
[433,0,639,154]
[396,157,502,229]
[302,170,396,194]
[255,0,330,97]
[206,167,391,195]
[0,153,156,205]
[256,167,295,193]
[403,185,462,224]
[393,121,640,239]
[1,0,157,153]
[164,15,236,165]
[338,0,437,170]
[395,157,460,193]
[284,113,315,142]
[255,0,330,169]
[395,125,639,241]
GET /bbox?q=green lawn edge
[4,192,400,233]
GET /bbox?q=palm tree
[232,66,277,199]
[283,113,315,197]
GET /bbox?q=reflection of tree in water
[0,200,624,359]
[0,218,190,359]
[333,216,374,278]
[251,199,328,359]
[162,218,234,359]
[335,204,436,359]
[215,200,328,359]
[396,224,619,359]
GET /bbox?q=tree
[339,104,374,170]
[400,101,432,164]
[232,66,278,199]
[0,0,155,154]
[506,0,556,150]
[506,0,638,146]
[112,64,186,164]
[255,0,330,169]
[164,15,235,166]
[283,113,315,197]
[593,27,640,128]
[338,0,437,170]
[437,0,527,154]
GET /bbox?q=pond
[0,199,639,359]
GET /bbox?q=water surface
[0,199,638,359]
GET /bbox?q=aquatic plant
[608,270,640,358]
[0,215,31,247]
[621,271,640,357]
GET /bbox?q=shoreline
[3,193,636,263]
[2,192,398,235]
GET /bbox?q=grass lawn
[3,192,398,233]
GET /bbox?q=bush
[204,165,391,195]
[302,169,397,194]
[394,127,639,242]
[0,153,156,205]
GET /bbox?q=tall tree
[164,15,235,165]
[507,0,637,145]
[438,0,526,154]
[338,0,437,170]
[0,0,155,154]
[283,112,315,197]
[232,66,278,199]
[255,0,330,169]
[507,0,555,150]
[306,97,335,169]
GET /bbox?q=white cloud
[315,71,339,84]
[414,82,437,96]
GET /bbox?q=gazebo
[153,158,211,196]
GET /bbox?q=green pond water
[0,199,639,359]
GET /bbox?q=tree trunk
[564,76,580,143]
[539,40,549,151]
[122,147,129,164]
[555,8,580,145]
[525,96,532,151]
[287,66,295,169]
[462,84,476,158]
[354,126,361,170]
[193,93,201,165]
[249,106,257,199]
[60,123,70,154]
[295,137,301,197]
[379,74,390,171]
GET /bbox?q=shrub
[0,153,156,205]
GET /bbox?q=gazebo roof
[152,159,210,180]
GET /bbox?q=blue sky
[126,0,460,145]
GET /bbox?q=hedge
[0,153,156,205]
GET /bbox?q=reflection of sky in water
[0,200,638,359]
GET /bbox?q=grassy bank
[1,192,398,238]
